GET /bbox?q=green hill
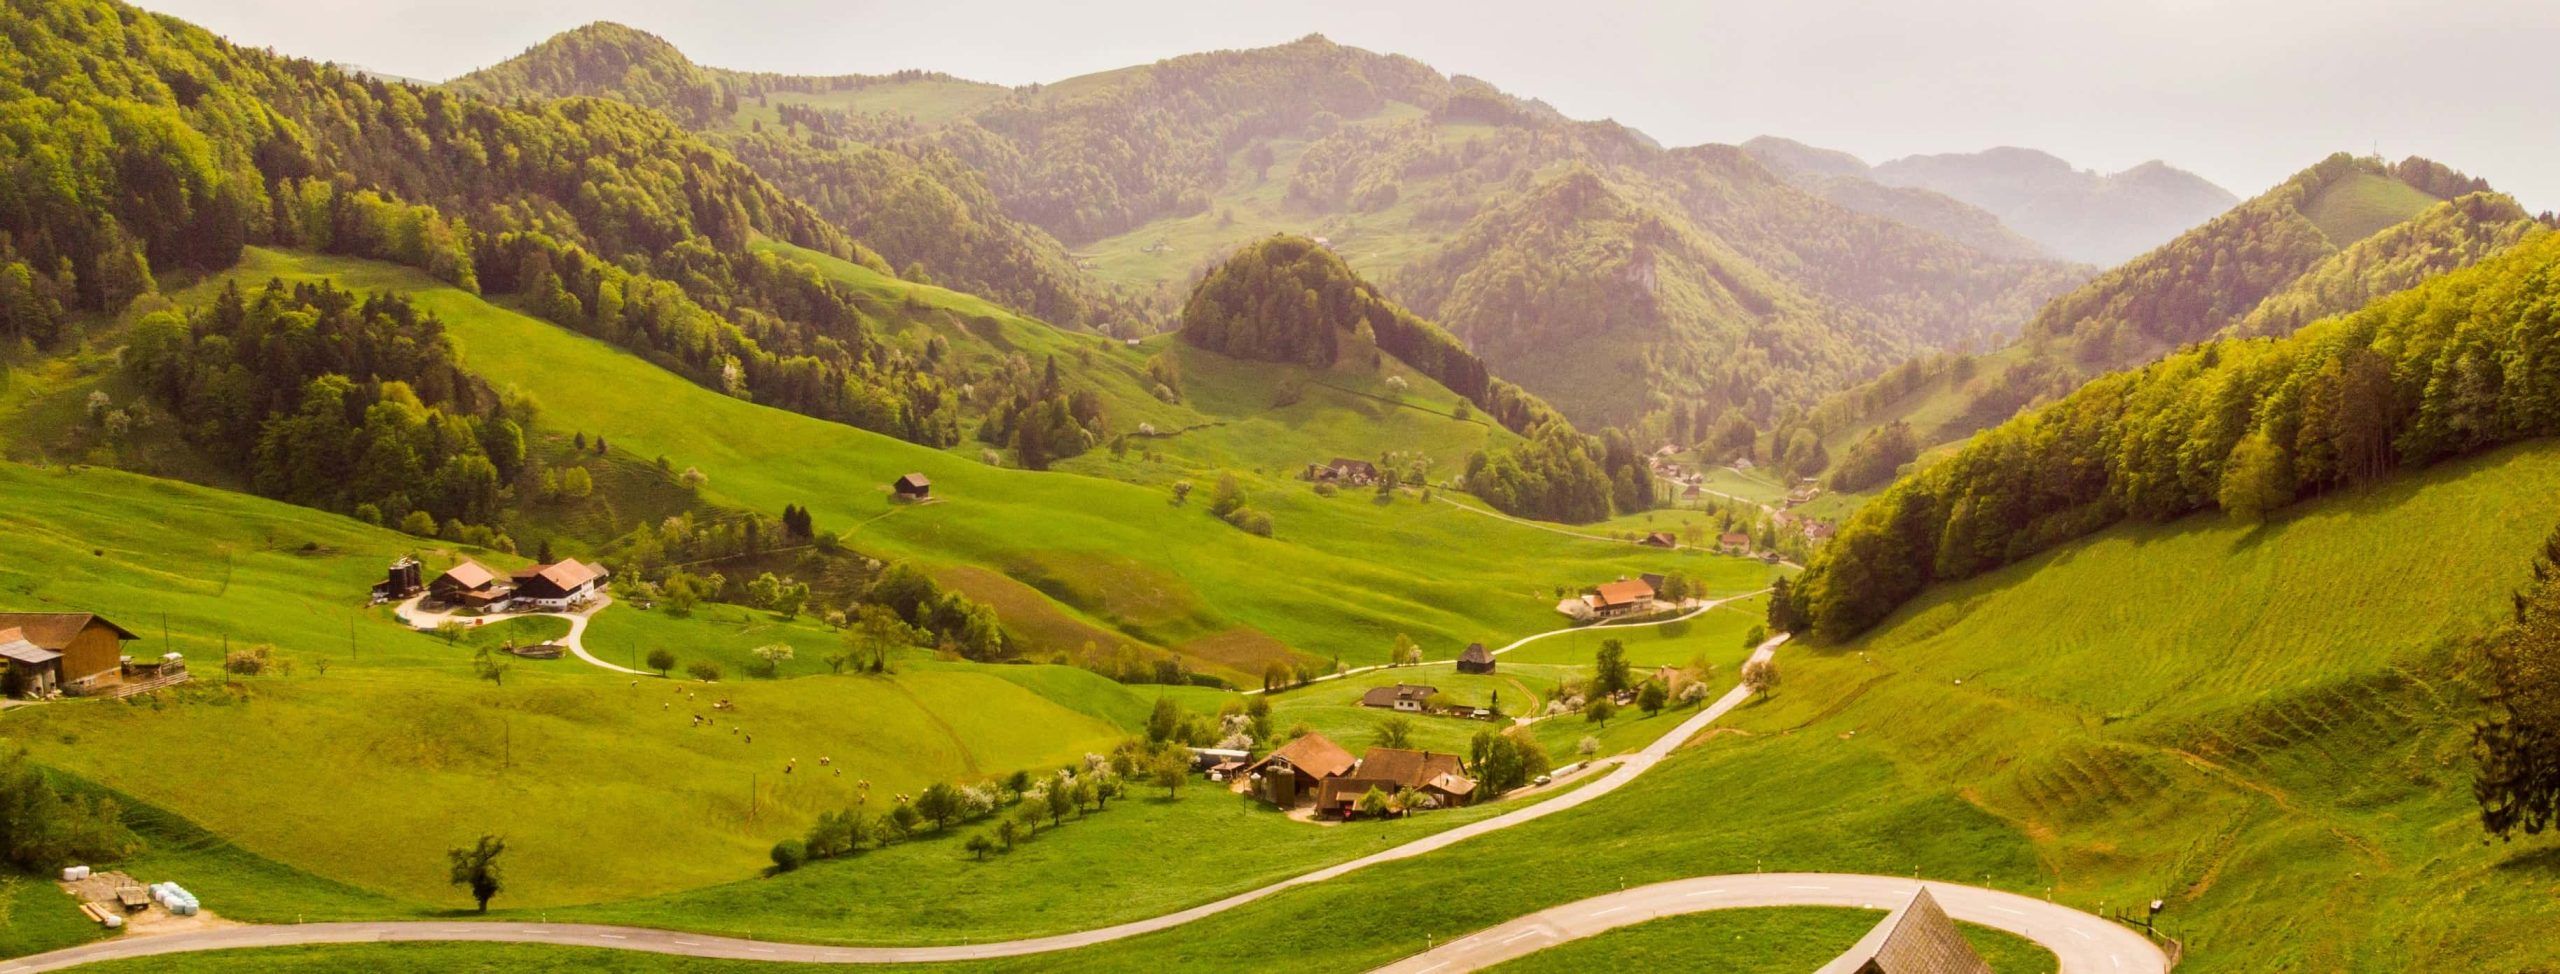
[1797,155,2546,468]
[35,436,2560,971]
[1783,227,2560,638]
[0,461,1137,906]
[156,248,1773,682]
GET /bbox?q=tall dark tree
[2476,527,2560,840]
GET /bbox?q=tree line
[1777,229,2560,639]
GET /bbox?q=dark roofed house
[0,613,139,698]
[1639,572,1667,592]
[1827,887,1994,974]
[1360,683,1437,712]
[429,559,512,609]
[1456,643,1495,674]
[1326,458,1380,485]
[510,558,610,610]
[1806,520,1839,542]
[893,472,932,500]
[1640,531,1677,548]
[1242,732,1360,807]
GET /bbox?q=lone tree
[645,648,676,677]
[1637,680,1668,715]
[1151,751,1188,799]
[1593,639,1632,696]
[1583,697,1618,726]
[1742,658,1781,700]
[447,835,506,912]
[2476,526,2560,839]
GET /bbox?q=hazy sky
[144,0,2560,209]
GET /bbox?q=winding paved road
[1370,874,2166,974]
[0,631,2165,973]
[4,639,1787,971]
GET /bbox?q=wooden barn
[893,473,932,500]
[1456,643,1495,674]
[0,613,139,698]
[429,560,513,609]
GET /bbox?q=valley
[4,2,2559,971]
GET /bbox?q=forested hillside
[450,24,1143,330]
[1777,227,2560,638]
[0,0,993,449]
[1799,155,2551,463]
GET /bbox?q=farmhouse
[1806,520,1839,542]
[1718,531,1753,554]
[1242,732,1359,806]
[429,560,512,609]
[509,558,610,610]
[0,613,139,698]
[1313,746,1477,817]
[893,472,933,500]
[1640,531,1677,548]
[1456,642,1495,674]
[1827,887,1993,974]
[1360,683,1437,712]
[1311,457,1379,485]
[1585,578,1657,618]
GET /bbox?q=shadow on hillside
[2491,843,2560,877]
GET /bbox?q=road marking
[673,940,702,947]
[1588,906,1627,918]
[2111,956,2123,969]
[1414,964,1446,974]
[598,933,627,940]
[1683,889,1728,897]
[2070,927,2095,941]
[1499,930,1547,946]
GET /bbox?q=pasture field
[0,463,1140,910]
[152,249,1775,683]
[2302,171,2442,245]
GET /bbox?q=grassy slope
[847,437,2560,973]
[47,349,2556,973]
[2301,172,2440,245]
[193,249,1768,684]
[0,462,1141,911]
[1481,907,2056,974]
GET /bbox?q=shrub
[769,838,807,872]
[685,661,722,682]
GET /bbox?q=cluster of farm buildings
[377,555,611,612]
[1215,731,1481,818]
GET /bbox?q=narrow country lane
[392,594,646,676]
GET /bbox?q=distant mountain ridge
[1743,138,2238,264]
[458,26,2087,437]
